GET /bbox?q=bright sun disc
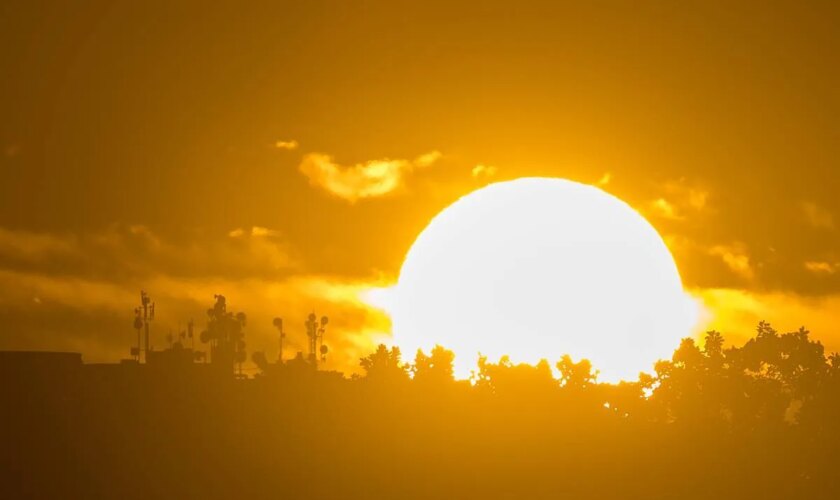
[391,177,698,382]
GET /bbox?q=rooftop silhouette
[2,294,839,499]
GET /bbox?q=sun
[390,177,699,382]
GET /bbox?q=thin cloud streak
[274,139,299,150]
[298,151,442,203]
[708,243,755,281]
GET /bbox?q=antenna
[273,317,285,363]
[132,307,143,362]
[305,312,329,367]
[135,291,155,363]
[200,294,247,375]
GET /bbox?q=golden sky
[1,1,838,373]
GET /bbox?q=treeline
[350,321,837,430]
[3,322,840,499]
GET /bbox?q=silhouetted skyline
[4,318,840,498]
[2,3,840,498]
[1,1,840,373]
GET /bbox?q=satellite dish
[320,345,329,355]
[321,316,329,326]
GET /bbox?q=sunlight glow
[391,177,699,382]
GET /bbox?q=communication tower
[133,291,155,363]
[273,317,286,362]
[305,312,329,367]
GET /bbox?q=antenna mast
[273,317,285,363]
[305,312,329,368]
[137,290,154,362]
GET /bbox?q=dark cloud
[0,226,389,373]
[0,225,299,282]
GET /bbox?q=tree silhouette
[557,354,597,390]
[474,355,556,400]
[703,330,725,358]
[412,345,455,385]
[359,344,409,383]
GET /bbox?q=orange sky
[0,1,838,374]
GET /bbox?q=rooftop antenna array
[200,294,247,375]
[305,312,329,367]
[272,317,285,363]
[133,290,155,363]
